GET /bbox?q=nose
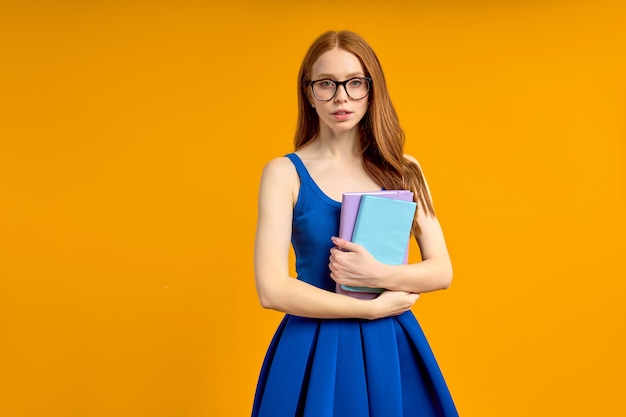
[334,84,349,102]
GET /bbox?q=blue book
[341,195,417,293]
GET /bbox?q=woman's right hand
[369,290,420,320]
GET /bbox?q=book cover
[339,190,413,242]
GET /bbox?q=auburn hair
[294,30,435,235]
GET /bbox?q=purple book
[335,190,414,299]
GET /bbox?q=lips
[331,109,353,121]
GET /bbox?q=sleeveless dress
[251,153,459,417]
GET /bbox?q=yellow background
[1,1,625,416]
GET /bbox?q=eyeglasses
[308,77,372,101]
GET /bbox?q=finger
[330,236,361,252]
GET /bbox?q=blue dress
[252,153,458,417]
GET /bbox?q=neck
[312,126,361,160]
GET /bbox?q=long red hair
[294,30,435,235]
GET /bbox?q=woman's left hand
[328,236,384,289]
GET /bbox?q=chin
[328,120,360,132]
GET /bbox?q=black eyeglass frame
[308,77,373,102]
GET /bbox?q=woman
[252,30,458,417]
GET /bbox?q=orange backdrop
[1,1,625,416]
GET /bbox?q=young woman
[252,30,458,417]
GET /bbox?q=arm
[329,157,453,294]
[253,157,419,319]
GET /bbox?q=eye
[348,78,364,87]
[318,80,335,89]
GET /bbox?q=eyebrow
[313,72,366,80]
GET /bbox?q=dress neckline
[288,153,342,207]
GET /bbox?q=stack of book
[336,190,417,299]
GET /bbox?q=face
[309,48,370,135]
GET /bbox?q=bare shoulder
[259,156,300,203]
[403,153,433,198]
[261,156,298,181]
[403,153,421,168]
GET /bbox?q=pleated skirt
[252,311,458,417]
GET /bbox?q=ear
[305,86,315,107]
